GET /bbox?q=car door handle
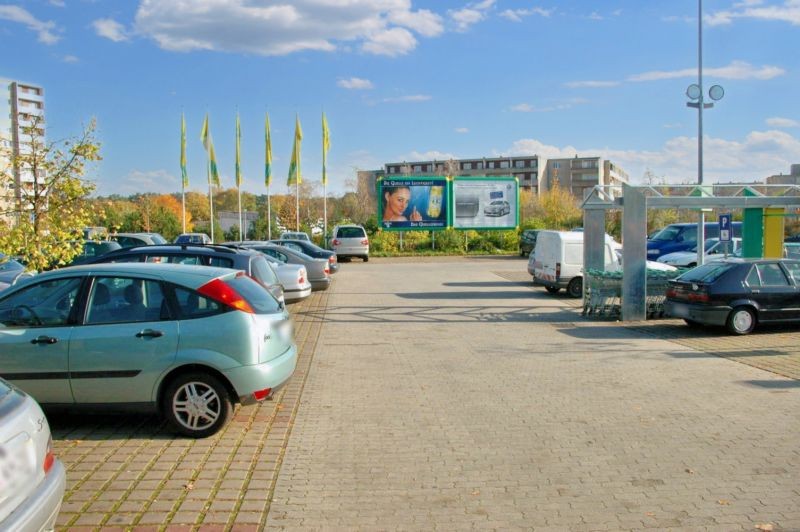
[136,329,164,338]
[31,335,58,345]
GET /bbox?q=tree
[0,116,100,270]
[531,180,582,230]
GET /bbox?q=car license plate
[668,302,690,319]
[0,439,36,496]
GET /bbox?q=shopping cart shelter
[582,183,800,321]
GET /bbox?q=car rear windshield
[678,262,737,283]
[251,256,280,286]
[225,275,282,314]
[150,234,167,244]
[337,227,365,238]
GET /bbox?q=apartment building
[765,164,800,185]
[358,154,628,201]
[0,77,46,224]
[541,156,629,199]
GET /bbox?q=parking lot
[53,256,800,530]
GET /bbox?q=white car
[0,377,66,531]
[657,238,742,267]
[262,256,312,303]
[279,231,310,243]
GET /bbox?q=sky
[1,0,799,198]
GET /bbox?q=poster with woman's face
[379,179,448,230]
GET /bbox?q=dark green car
[519,229,540,257]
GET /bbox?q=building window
[514,160,525,168]
[462,162,472,170]
[413,165,422,172]
[553,162,560,169]
[500,161,509,169]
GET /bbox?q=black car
[69,240,123,266]
[664,258,800,335]
[269,239,339,274]
[86,244,285,306]
[519,229,539,257]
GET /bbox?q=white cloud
[49,0,65,7]
[588,12,603,20]
[92,18,129,42]
[500,7,553,22]
[564,80,620,88]
[62,54,79,63]
[383,94,431,103]
[455,127,469,133]
[510,98,586,113]
[707,0,800,26]
[0,5,60,44]
[766,117,800,127]
[388,8,443,37]
[102,169,179,196]
[449,0,496,31]
[663,123,683,129]
[133,0,443,57]
[407,150,459,161]
[505,129,800,184]
[337,77,374,90]
[362,27,417,56]
[628,60,785,81]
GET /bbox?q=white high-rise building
[1,77,46,225]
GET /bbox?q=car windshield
[650,226,681,241]
[491,200,504,205]
[678,262,737,283]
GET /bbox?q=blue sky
[1,0,799,197]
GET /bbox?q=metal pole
[267,185,272,239]
[208,158,215,243]
[295,181,300,231]
[697,0,705,266]
[181,187,186,233]
[238,187,242,241]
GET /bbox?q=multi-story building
[541,156,629,199]
[0,77,46,224]
[358,154,628,201]
[765,164,800,186]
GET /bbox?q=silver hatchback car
[0,377,66,531]
[331,225,369,262]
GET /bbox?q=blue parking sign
[719,213,732,242]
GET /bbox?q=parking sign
[719,213,732,242]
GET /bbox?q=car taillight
[360,239,368,245]
[298,269,306,285]
[252,388,272,401]
[197,276,254,313]
[324,265,330,274]
[555,262,561,278]
[332,239,340,246]
[329,256,336,264]
[43,436,55,474]
[665,288,678,298]
[688,292,710,303]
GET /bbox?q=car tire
[363,256,369,262]
[545,286,560,294]
[567,277,583,298]
[163,372,233,438]
[726,306,756,335]
[688,262,697,268]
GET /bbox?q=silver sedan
[241,242,331,292]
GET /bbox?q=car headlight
[647,249,658,255]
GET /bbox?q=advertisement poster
[452,177,518,230]
[379,178,449,231]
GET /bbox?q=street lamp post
[686,0,724,267]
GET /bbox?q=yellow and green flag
[200,114,220,186]
[321,112,330,185]
[180,114,188,188]
[235,114,242,188]
[287,115,303,186]
[265,113,272,187]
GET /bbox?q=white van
[528,230,619,298]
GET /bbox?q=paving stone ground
[50,256,800,530]
[267,257,800,531]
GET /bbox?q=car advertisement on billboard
[378,177,449,231]
[452,177,518,230]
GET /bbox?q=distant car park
[175,233,212,245]
[239,242,331,292]
[269,239,338,274]
[0,263,297,437]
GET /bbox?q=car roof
[21,262,235,287]
[99,243,259,257]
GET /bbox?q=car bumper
[334,247,368,257]
[284,285,312,302]
[328,262,339,274]
[1,459,66,532]
[665,300,730,326]
[226,344,298,405]
[310,277,331,291]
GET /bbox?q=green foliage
[0,116,100,270]
[224,225,241,242]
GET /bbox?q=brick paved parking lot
[50,256,800,530]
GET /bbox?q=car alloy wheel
[164,372,233,438]
[726,306,756,335]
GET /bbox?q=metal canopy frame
[581,184,800,321]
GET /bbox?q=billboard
[378,177,449,231]
[452,177,519,230]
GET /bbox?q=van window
[680,226,697,243]
[564,243,582,264]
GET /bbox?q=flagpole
[182,184,186,234]
[267,185,272,239]
[208,158,214,243]
[296,180,300,231]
